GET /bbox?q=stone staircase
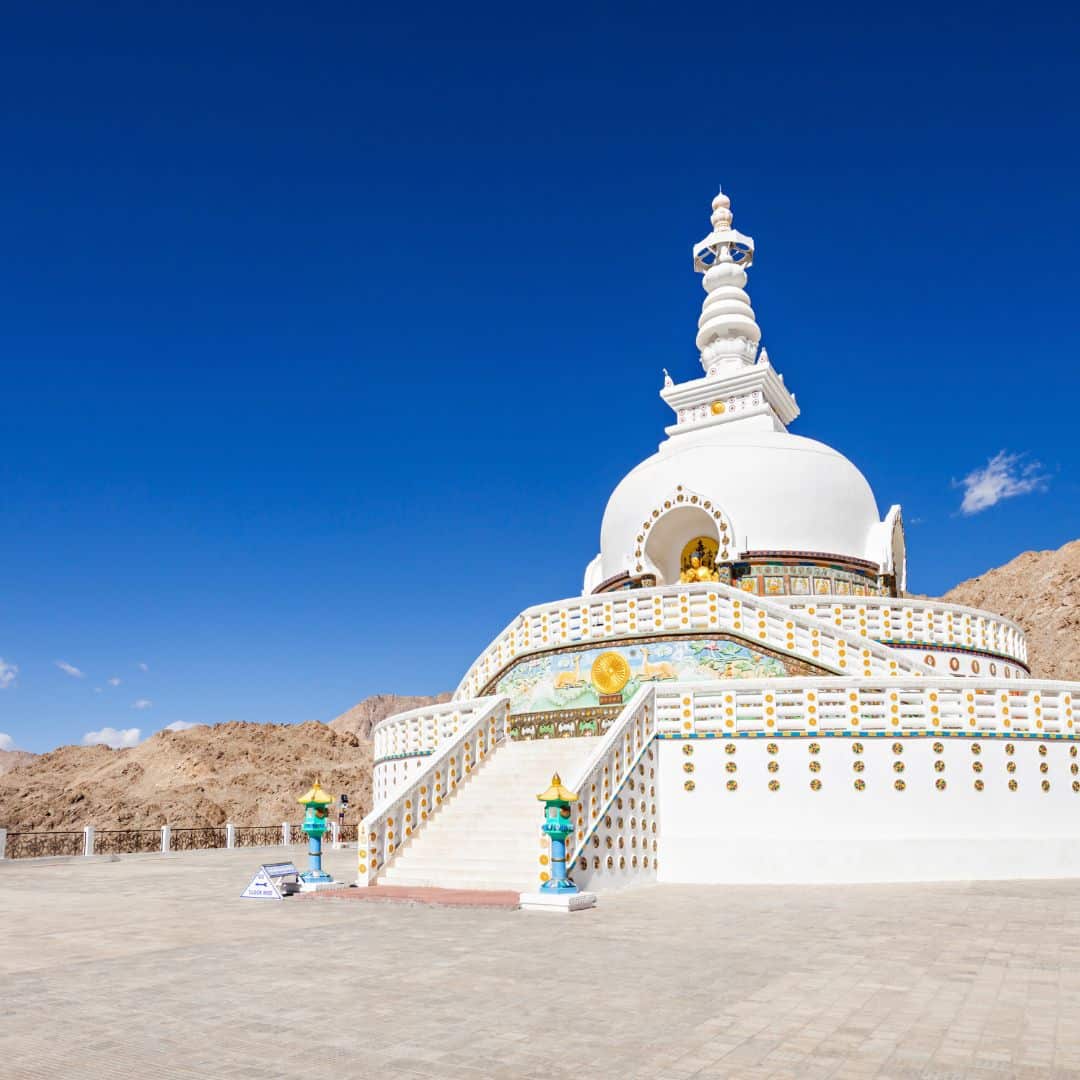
[378,736,599,892]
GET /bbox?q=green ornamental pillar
[537,773,578,893]
[297,780,333,884]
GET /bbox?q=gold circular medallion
[591,651,631,695]
[710,400,726,415]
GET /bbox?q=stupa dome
[595,422,886,587]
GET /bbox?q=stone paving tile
[2,852,1080,1077]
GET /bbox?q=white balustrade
[652,678,1073,737]
[560,687,660,887]
[450,583,938,704]
[371,696,511,805]
[778,596,1027,671]
[357,695,510,886]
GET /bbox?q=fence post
[0,827,6,860]
[331,820,340,848]
[282,822,290,846]
[161,825,171,854]
[226,824,235,849]
[83,826,95,857]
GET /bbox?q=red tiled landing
[295,884,521,909]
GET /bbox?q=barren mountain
[942,538,1080,681]
[0,721,371,832]
[0,749,36,776]
[329,691,450,739]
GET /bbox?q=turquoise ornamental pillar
[537,773,579,894]
[297,780,333,884]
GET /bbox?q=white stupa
[356,187,1079,893]
[585,187,905,597]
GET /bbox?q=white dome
[597,422,884,584]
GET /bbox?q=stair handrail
[356,694,510,886]
[559,686,657,870]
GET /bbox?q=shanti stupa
[357,188,1079,891]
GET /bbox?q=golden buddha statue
[680,538,722,583]
[680,555,721,583]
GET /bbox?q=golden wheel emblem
[591,651,631,695]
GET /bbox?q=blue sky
[2,2,1077,752]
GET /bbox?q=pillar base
[519,891,597,913]
[298,879,345,893]
[540,878,579,894]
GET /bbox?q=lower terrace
[1,848,1079,1078]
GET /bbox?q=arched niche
[643,505,723,585]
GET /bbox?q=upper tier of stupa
[584,187,906,598]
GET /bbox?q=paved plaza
[1,850,1080,1079]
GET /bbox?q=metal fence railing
[170,826,228,852]
[0,821,359,860]
[95,829,162,856]
[4,831,85,859]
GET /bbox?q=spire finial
[691,185,761,376]
[710,187,733,231]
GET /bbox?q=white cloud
[138,662,149,672]
[132,698,153,710]
[0,733,14,751]
[93,687,102,694]
[164,721,199,732]
[107,677,122,687]
[0,659,17,690]
[957,451,1049,516]
[82,726,141,749]
[55,660,85,679]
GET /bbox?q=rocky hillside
[328,691,450,739]
[0,721,371,832]
[0,749,36,776]
[942,538,1080,681]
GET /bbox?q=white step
[375,735,598,891]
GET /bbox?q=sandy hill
[0,721,371,832]
[942,538,1080,681]
[329,691,450,739]
[0,692,449,833]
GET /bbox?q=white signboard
[241,867,283,900]
[241,862,300,900]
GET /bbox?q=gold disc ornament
[591,651,631,696]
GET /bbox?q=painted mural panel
[495,638,798,715]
